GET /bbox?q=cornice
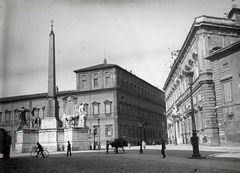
[0,93,48,103]
[117,87,165,108]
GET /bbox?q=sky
[0,0,238,98]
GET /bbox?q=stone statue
[17,107,40,131]
[29,107,40,129]
[61,113,78,128]
[17,106,29,131]
[61,103,87,128]
[78,102,87,127]
[61,105,80,128]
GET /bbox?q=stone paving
[0,144,240,173]
[121,144,240,172]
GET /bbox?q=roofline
[0,90,75,103]
[73,64,119,73]
[74,63,164,93]
[0,87,165,107]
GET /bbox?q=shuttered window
[222,80,232,102]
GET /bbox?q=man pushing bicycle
[36,142,44,157]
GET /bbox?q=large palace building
[163,8,240,146]
[0,59,166,152]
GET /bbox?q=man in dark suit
[161,139,166,158]
[67,141,72,156]
[106,140,110,154]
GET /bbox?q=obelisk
[41,20,60,129]
[37,21,62,153]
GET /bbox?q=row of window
[81,72,112,89]
[117,75,164,102]
[119,125,163,139]
[91,124,113,137]
[0,100,113,124]
[166,60,232,111]
[0,109,41,123]
[170,111,205,138]
[166,57,199,110]
[1,104,165,125]
[167,78,233,112]
[82,100,113,115]
[118,102,164,122]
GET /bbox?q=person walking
[67,141,72,156]
[36,142,44,157]
[142,141,146,150]
[106,140,110,154]
[161,139,166,158]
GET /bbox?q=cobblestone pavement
[1,144,240,173]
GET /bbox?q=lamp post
[93,128,96,150]
[138,122,143,154]
[185,71,205,159]
[97,118,101,149]
[174,118,178,145]
[162,121,165,140]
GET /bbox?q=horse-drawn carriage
[109,138,128,153]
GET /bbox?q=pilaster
[202,83,220,146]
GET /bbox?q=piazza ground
[1,145,240,173]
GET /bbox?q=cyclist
[36,142,44,157]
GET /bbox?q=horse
[17,107,38,131]
[29,107,41,129]
[61,114,79,128]
[110,138,128,153]
[17,107,28,131]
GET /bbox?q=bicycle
[30,149,49,158]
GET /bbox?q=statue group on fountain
[17,102,87,130]
[61,102,87,128]
[17,106,41,131]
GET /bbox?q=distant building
[0,59,166,151]
[163,8,240,146]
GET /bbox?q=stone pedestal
[15,127,90,153]
[38,128,64,152]
[15,129,39,153]
[64,127,90,151]
[41,117,60,129]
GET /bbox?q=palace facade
[0,60,166,151]
[163,8,240,146]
